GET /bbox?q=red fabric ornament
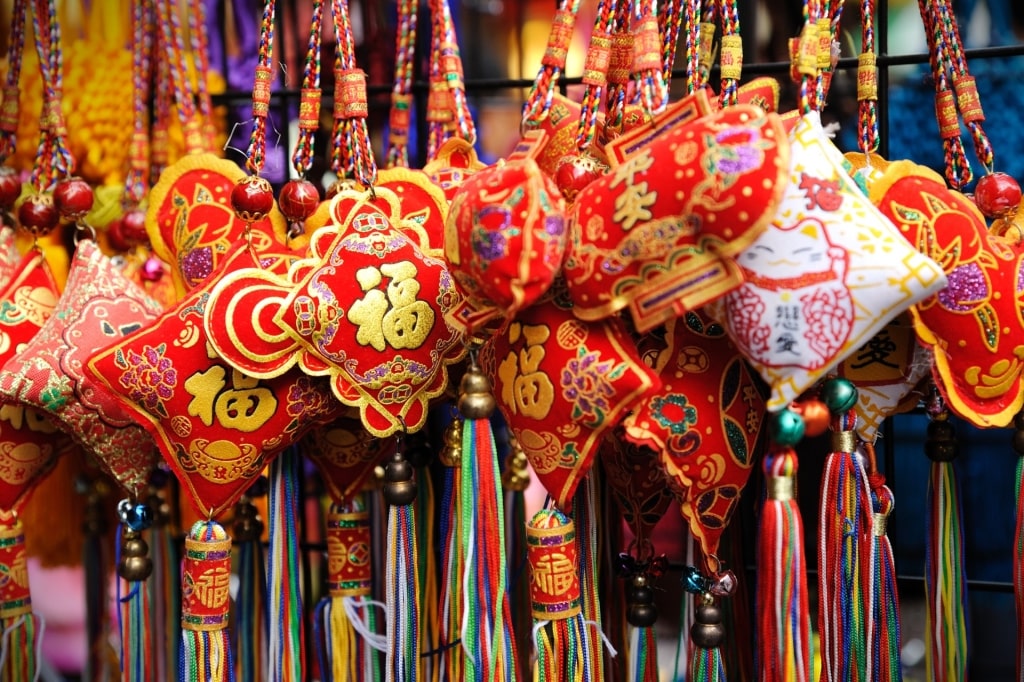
[623,311,767,560]
[422,137,487,202]
[521,94,605,180]
[445,157,567,335]
[145,153,288,296]
[302,409,395,505]
[872,160,1024,427]
[0,252,70,511]
[204,189,465,438]
[85,242,343,518]
[0,241,163,497]
[563,89,790,332]
[480,295,660,510]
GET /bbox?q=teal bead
[769,409,805,446]
[821,378,858,414]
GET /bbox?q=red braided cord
[574,0,616,153]
[330,0,377,186]
[717,0,742,107]
[291,0,324,178]
[0,0,27,164]
[857,0,880,153]
[125,0,155,206]
[521,0,581,129]
[245,0,276,175]
[29,0,73,192]
[385,0,418,168]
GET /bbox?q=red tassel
[757,446,812,682]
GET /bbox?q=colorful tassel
[438,417,466,679]
[413,443,440,682]
[757,445,813,682]
[149,490,181,682]
[817,407,871,681]
[866,474,902,681]
[626,616,659,682]
[118,517,154,682]
[267,452,306,681]
[314,497,384,682]
[232,495,266,682]
[1015,410,1024,682]
[924,403,969,681]
[383,447,422,682]
[573,472,608,680]
[180,520,235,682]
[458,357,519,681]
[527,507,591,682]
[0,518,41,682]
[502,435,532,677]
[689,595,726,682]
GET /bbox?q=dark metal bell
[383,453,417,506]
[118,532,152,582]
[626,601,658,628]
[691,602,725,649]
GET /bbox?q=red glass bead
[17,194,59,235]
[0,168,21,210]
[53,176,94,221]
[121,208,148,245]
[231,175,275,223]
[974,171,1022,218]
[278,179,320,223]
[555,153,605,203]
[106,218,130,251]
[141,255,165,282]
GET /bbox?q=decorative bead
[439,418,462,467]
[626,575,658,627]
[231,175,275,223]
[121,208,148,245]
[118,531,152,582]
[106,218,130,251]
[710,569,738,597]
[141,255,166,282]
[53,177,94,221]
[769,408,805,447]
[681,565,711,594]
[821,377,858,414]
[118,498,154,532]
[278,179,320,224]
[974,172,1022,219]
[17,193,59,235]
[0,168,21,210]
[383,451,417,506]
[555,153,605,203]
[792,398,830,438]
[458,362,496,419]
[925,417,958,462]
[691,602,725,648]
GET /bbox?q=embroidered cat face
[740,218,845,281]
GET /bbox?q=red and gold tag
[872,160,1024,427]
[623,311,767,559]
[182,529,232,631]
[526,509,581,620]
[563,89,790,332]
[445,157,567,336]
[326,506,373,598]
[86,242,343,518]
[0,520,31,619]
[0,240,162,497]
[481,295,660,510]
[145,153,288,296]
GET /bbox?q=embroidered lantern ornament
[563,89,790,333]
[480,294,660,510]
[871,160,1024,427]
[84,241,344,519]
[0,239,163,500]
[204,188,465,438]
[444,155,568,336]
[623,310,768,560]
[708,112,948,411]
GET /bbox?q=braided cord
[158,0,204,156]
[602,0,632,136]
[0,0,27,164]
[796,0,819,114]
[575,0,617,152]
[718,0,742,107]
[918,0,970,188]
[521,0,581,129]
[125,0,154,205]
[936,0,993,172]
[425,0,475,159]
[857,0,879,153]
[245,0,276,175]
[291,0,324,177]
[385,0,418,168]
[29,0,73,192]
[187,0,216,145]
[151,15,173,178]
[330,0,377,186]
[660,0,685,87]
[633,0,669,116]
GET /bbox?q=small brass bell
[383,451,417,507]
[458,358,496,420]
[118,530,153,582]
[925,415,957,462]
[626,574,658,628]
[501,437,530,492]
[690,597,725,649]
[439,418,462,467]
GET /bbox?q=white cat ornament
[708,113,947,411]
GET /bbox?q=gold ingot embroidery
[0,405,57,433]
[185,366,278,432]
